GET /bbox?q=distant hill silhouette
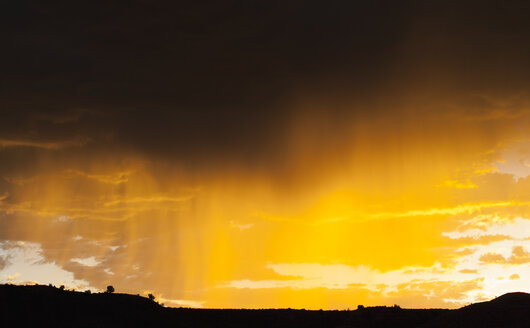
[0,284,528,327]
[420,292,530,328]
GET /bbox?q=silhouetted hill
[0,284,163,327]
[421,292,530,328]
[0,284,528,327]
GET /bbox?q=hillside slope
[421,292,530,328]
[0,285,528,327]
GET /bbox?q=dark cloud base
[2,1,530,169]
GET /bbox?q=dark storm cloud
[1,1,409,160]
[1,0,530,168]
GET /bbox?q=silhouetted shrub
[148,293,155,301]
[59,285,65,291]
[106,285,115,293]
[85,290,91,294]
[358,305,365,310]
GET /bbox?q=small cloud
[459,269,478,274]
[0,136,90,150]
[156,296,205,308]
[437,180,477,189]
[479,246,530,265]
[230,220,254,231]
[70,256,100,267]
[108,245,120,251]
[479,252,506,264]
[56,216,71,222]
[0,192,9,202]
[20,280,39,285]
[103,195,193,207]
[443,217,530,241]
[65,169,134,185]
[473,166,498,175]
[494,141,530,180]
[104,268,114,275]
[508,246,530,264]
[509,273,520,280]
[0,255,10,270]
[347,283,366,288]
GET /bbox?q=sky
[1,0,530,309]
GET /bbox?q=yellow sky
[1,102,530,309]
[5,0,530,311]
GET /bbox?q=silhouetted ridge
[1,284,528,327]
[489,292,530,304]
[421,291,530,328]
[0,284,163,327]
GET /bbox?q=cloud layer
[1,0,530,309]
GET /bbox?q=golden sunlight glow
[4,1,530,314]
[1,106,530,310]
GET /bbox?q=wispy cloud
[0,137,90,150]
[230,220,254,231]
[65,169,134,184]
[479,246,530,265]
[70,256,101,267]
[257,201,523,226]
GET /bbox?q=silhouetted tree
[148,293,155,301]
[106,285,115,293]
[357,305,365,310]
[59,285,65,291]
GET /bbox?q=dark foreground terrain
[0,284,529,327]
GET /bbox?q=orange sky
[2,0,530,309]
[1,104,530,309]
